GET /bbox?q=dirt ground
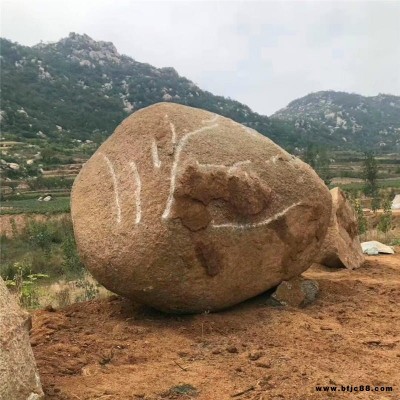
[31,252,400,400]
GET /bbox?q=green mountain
[1,33,287,146]
[271,91,400,151]
[1,33,399,154]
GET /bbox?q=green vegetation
[303,144,332,185]
[4,263,49,308]
[0,196,70,214]
[362,152,380,210]
[0,217,83,281]
[0,216,95,309]
[2,34,399,156]
[352,198,367,235]
[378,195,393,236]
[272,91,400,151]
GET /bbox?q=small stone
[226,346,239,354]
[272,277,319,307]
[255,361,271,368]
[361,241,395,255]
[248,351,263,361]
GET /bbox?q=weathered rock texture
[317,187,364,269]
[0,277,44,400]
[272,277,319,307]
[71,103,332,313]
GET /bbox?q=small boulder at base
[317,187,364,269]
[271,277,319,307]
[0,277,44,400]
[71,103,332,313]
[361,241,395,255]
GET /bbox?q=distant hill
[271,91,400,151]
[0,33,287,146]
[0,33,399,153]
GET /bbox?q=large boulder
[0,277,44,400]
[317,187,364,269]
[71,103,332,313]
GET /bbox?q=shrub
[378,196,392,236]
[352,199,367,235]
[74,276,99,302]
[4,261,48,309]
[62,233,84,275]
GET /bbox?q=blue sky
[1,0,399,115]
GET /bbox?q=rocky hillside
[1,33,284,146]
[1,34,399,156]
[271,91,400,150]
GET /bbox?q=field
[0,196,71,215]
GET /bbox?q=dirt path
[31,253,400,400]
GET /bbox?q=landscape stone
[71,103,332,313]
[8,162,20,170]
[0,277,44,400]
[364,246,379,256]
[317,187,364,269]
[271,277,319,307]
[361,241,395,255]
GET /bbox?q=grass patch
[338,178,400,191]
[0,196,71,215]
[0,216,83,280]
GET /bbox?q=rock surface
[271,277,319,307]
[71,103,332,313]
[361,241,395,255]
[0,277,44,400]
[317,187,364,269]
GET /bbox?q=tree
[362,151,378,195]
[378,195,392,238]
[304,144,317,169]
[303,144,332,186]
[362,152,379,211]
[352,198,367,236]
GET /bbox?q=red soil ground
[31,252,400,400]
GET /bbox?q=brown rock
[272,277,319,307]
[71,103,331,313]
[0,277,44,399]
[226,345,239,354]
[248,351,264,361]
[317,187,364,269]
